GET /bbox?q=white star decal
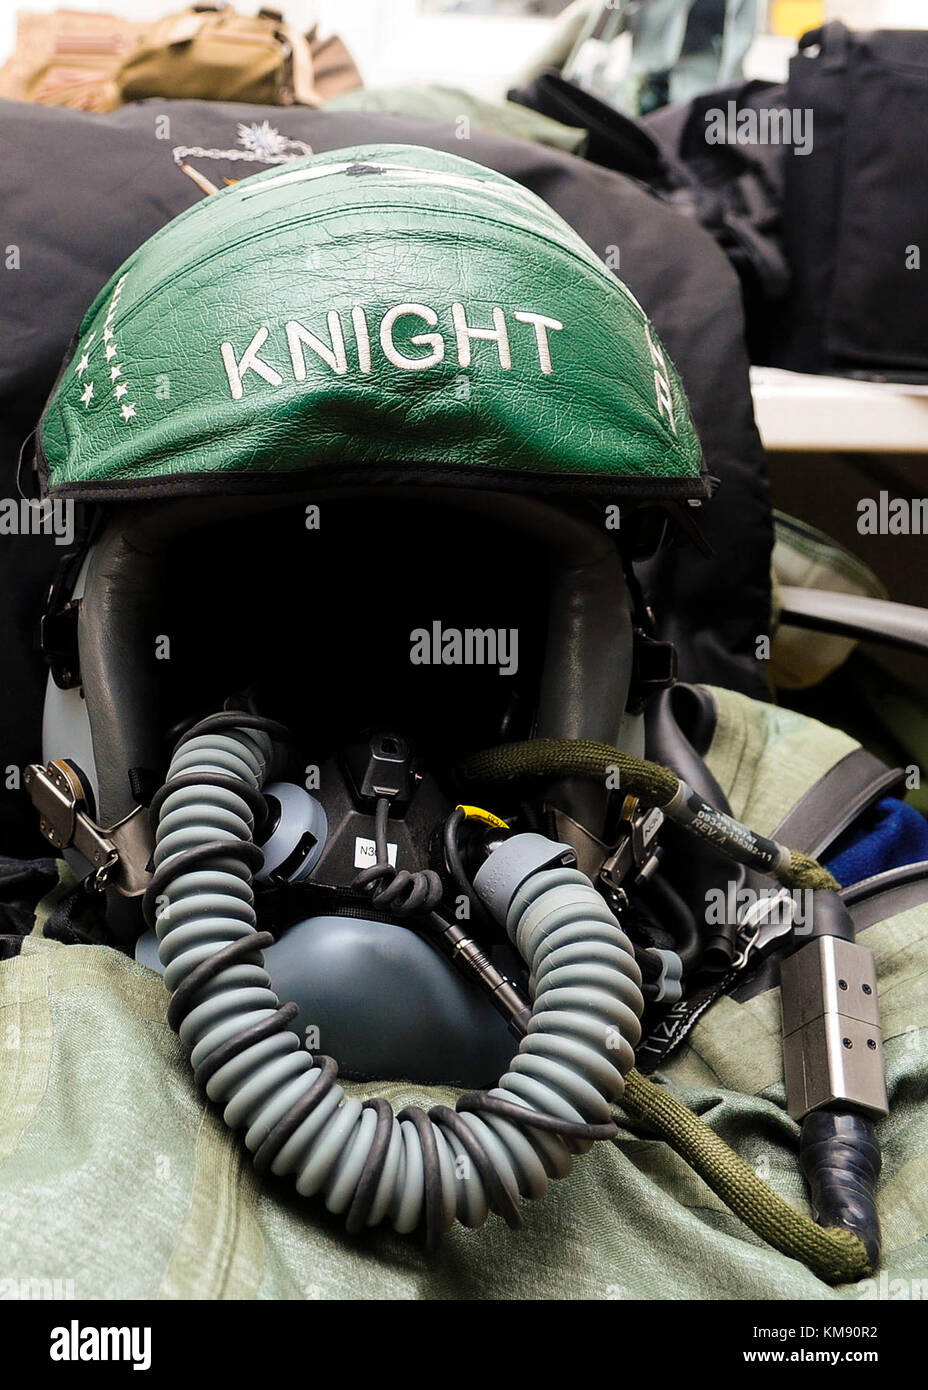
[110,364,122,382]
[76,353,90,377]
[103,326,114,342]
[105,343,117,361]
[114,382,129,400]
[80,382,94,407]
[120,402,136,422]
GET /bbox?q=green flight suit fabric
[1,686,925,1300]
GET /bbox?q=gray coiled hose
[148,717,645,1241]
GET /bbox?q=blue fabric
[824,797,928,888]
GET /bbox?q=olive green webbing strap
[621,1069,870,1283]
[463,738,870,1282]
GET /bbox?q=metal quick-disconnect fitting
[781,899,889,1121]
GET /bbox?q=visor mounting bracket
[24,760,152,899]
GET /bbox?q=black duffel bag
[780,21,928,381]
[509,70,790,332]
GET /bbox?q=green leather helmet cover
[37,144,708,501]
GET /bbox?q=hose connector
[473,832,576,924]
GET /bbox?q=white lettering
[352,304,372,373]
[513,310,563,375]
[452,302,511,370]
[380,303,444,371]
[220,326,283,400]
[286,313,347,378]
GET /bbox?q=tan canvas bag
[116,4,320,107]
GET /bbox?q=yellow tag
[456,804,509,830]
[770,0,824,38]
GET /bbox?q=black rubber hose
[799,1111,883,1271]
[636,871,701,970]
[442,807,494,928]
[443,808,475,902]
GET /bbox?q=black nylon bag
[508,70,680,188]
[513,73,791,356]
[781,22,928,380]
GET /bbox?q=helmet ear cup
[255,782,327,884]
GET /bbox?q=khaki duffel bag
[116,3,320,107]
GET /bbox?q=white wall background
[2,0,927,98]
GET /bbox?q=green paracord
[463,737,870,1283]
[462,738,839,892]
[621,1070,870,1283]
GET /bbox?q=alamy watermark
[0,497,74,546]
[50,1320,151,1370]
[858,491,928,535]
[706,883,814,932]
[410,622,518,676]
[857,1271,928,1300]
[705,101,813,157]
[0,1275,75,1299]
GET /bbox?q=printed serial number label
[354,837,398,869]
